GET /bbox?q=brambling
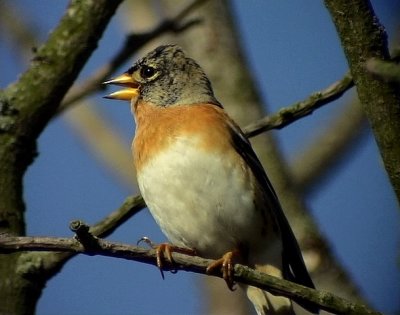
[104,45,318,315]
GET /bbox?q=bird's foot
[137,237,196,278]
[206,250,239,291]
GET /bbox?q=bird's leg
[206,250,240,291]
[137,237,196,278]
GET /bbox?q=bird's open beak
[103,73,140,101]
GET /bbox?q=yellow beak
[103,73,140,101]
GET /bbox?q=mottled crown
[128,45,221,107]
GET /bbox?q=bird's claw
[137,237,196,279]
[137,236,157,248]
[206,251,237,291]
[137,237,172,268]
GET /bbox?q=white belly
[137,136,263,258]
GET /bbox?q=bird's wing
[227,119,319,313]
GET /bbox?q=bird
[104,44,318,315]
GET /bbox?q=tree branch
[0,233,381,315]
[243,72,354,137]
[324,0,400,204]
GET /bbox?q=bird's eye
[140,65,156,79]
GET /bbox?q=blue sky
[1,1,399,314]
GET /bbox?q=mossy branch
[0,2,123,314]
[324,0,400,204]
[0,230,381,315]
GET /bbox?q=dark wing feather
[228,121,319,314]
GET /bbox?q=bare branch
[243,72,354,137]
[0,234,381,315]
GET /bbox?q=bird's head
[104,45,220,107]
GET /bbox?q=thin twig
[0,234,381,315]
[243,72,354,137]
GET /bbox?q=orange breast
[132,101,236,172]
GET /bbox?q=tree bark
[325,0,400,204]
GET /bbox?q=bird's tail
[243,264,296,315]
